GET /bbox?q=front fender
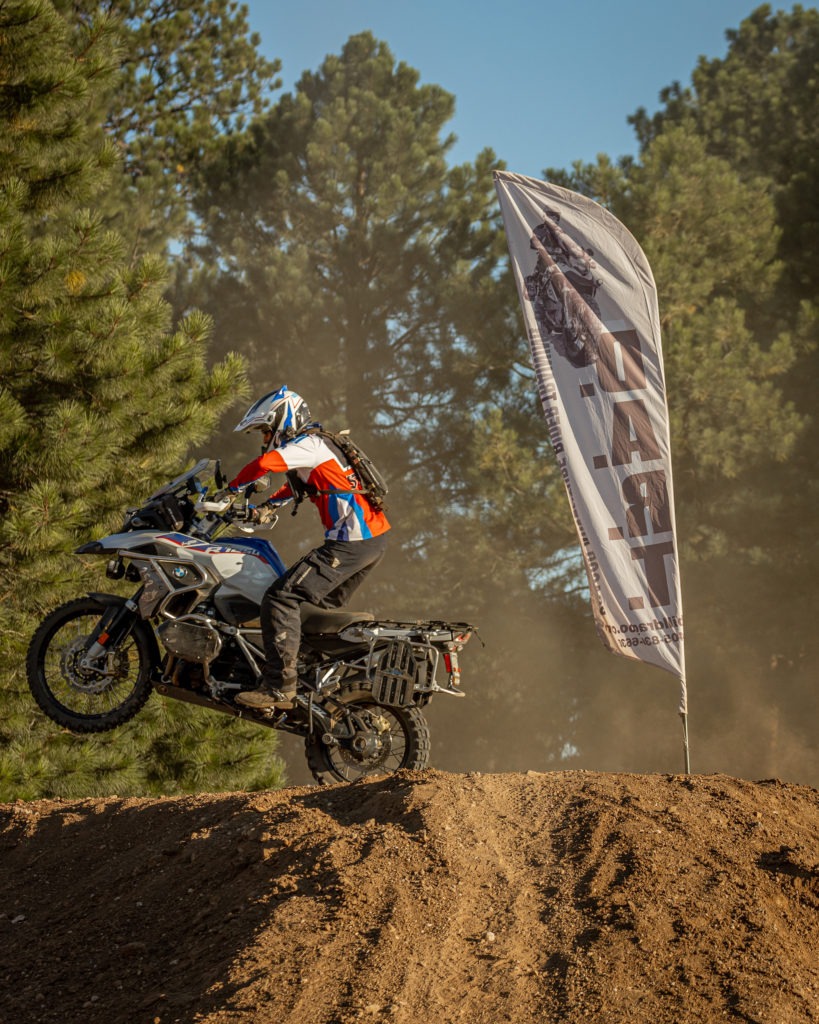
[75,541,106,555]
[75,530,170,555]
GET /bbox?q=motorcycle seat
[300,604,375,635]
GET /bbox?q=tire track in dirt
[533,773,819,1023]
[219,772,554,1024]
[345,772,553,1024]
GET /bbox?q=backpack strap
[285,469,310,516]
[283,428,386,515]
[284,465,364,517]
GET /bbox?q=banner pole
[680,711,691,775]
[678,672,690,774]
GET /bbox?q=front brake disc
[60,638,127,694]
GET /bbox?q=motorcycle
[25,460,477,785]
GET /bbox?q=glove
[248,503,277,525]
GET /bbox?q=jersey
[229,433,390,542]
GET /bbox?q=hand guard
[195,490,233,513]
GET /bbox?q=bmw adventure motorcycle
[25,460,476,785]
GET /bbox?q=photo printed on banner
[524,210,603,368]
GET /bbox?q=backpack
[285,427,388,515]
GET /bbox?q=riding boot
[235,590,300,709]
[235,671,297,709]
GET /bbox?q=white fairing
[185,541,279,605]
[98,530,285,606]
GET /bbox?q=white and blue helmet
[234,385,313,447]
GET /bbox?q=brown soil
[1,770,817,1024]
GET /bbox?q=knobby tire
[304,687,431,785]
[26,596,156,734]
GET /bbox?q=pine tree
[618,5,819,779]
[0,0,285,799]
[53,0,281,256]
[177,32,595,767]
[542,126,815,779]
[627,5,819,589]
[189,34,501,431]
[630,4,819,303]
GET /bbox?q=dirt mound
[1,771,817,1024]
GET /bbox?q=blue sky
[242,0,787,178]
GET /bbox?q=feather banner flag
[494,171,687,723]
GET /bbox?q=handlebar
[195,493,234,514]
[191,484,291,539]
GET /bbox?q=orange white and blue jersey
[229,434,390,542]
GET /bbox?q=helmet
[234,385,313,447]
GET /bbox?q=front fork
[78,592,142,673]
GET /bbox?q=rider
[229,386,390,709]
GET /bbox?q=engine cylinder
[157,619,221,663]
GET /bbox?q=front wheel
[304,688,431,785]
[26,596,156,734]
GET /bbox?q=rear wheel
[26,596,156,734]
[304,688,430,785]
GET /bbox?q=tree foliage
[544,6,819,776]
[0,0,284,799]
[193,35,496,429]
[53,0,281,255]
[628,4,819,581]
[631,3,819,302]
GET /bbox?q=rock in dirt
[1,770,817,1024]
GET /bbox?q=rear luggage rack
[339,620,476,644]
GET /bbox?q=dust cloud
[199,408,818,791]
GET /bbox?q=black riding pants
[259,533,388,688]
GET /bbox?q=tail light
[443,643,461,688]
